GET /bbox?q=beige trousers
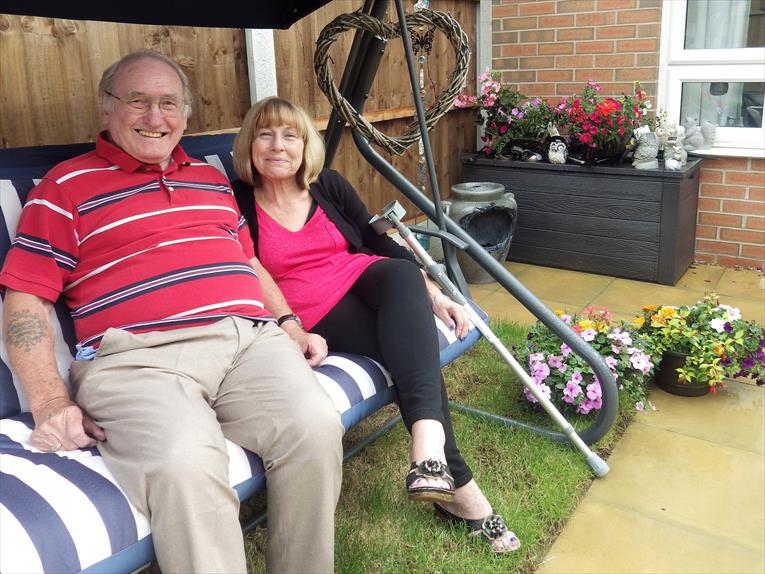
[71,318,343,574]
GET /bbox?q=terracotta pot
[654,351,710,397]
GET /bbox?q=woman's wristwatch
[277,313,303,329]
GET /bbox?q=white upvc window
[658,0,765,157]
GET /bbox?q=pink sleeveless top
[256,203,385,329]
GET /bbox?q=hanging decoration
[412,0,435,193]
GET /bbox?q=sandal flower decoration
[420,459,447,476]
[481,514,509,539]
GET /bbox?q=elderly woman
[232,97,520,554]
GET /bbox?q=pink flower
[524,382,552,404]
[629,351,652,375]
[605,356,619,371]
[532,362,551,383]
[563,381,582,404]
[560,343,572,356]
[453,94,477,108]
[586,381,602,400]
[581,328,598,341]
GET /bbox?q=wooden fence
[0,1,478,213]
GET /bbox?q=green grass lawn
[243,320,634,573]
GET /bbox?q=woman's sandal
[433,502,521,554]
[406,459,456,502]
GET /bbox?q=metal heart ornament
[314,9,470,156]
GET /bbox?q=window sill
[688,148,765,159]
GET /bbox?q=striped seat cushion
[0,134,485,573]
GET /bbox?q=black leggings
[313,258,472,487]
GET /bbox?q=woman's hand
[431,292,470,340]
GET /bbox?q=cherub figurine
[665,125,688,170]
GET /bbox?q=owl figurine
[632,131,659,170]
[545,136,568,164]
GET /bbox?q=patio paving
[468,262,765,574]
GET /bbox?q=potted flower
[636,295,765,396]
[554,79,651,164]
[454,68,555,158]
[517,306,655,414]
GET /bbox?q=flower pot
[654,351,710,397]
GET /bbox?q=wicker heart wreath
[314,9,470,156]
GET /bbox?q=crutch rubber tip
[586,453,610,477]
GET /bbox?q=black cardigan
[233,169,418,264]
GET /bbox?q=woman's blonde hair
[233,97,325,189]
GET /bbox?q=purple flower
[724,322,733,333]
[742,357,756,370]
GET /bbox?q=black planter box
[461,156,703,285]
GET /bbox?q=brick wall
[491,0,660,102]
[490,0,765,271]
[696,158,765,269]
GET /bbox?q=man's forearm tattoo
[7,310,46,352]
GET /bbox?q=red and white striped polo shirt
[0,134,271,347]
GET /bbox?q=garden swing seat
[0,2,619,572]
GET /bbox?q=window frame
[658,0,765,157]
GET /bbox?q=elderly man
[0,50,342,573]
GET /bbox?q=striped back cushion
[0,135,237,418]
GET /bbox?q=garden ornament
[664,125,687,170]
[683,120,718,151]
[655,125,669,151]
[544,136,568,164]
[632,130,659,170]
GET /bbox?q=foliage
[636,294,765,391]
[454,68,556,158]
[554,80,651,154]
[517,306,655,415]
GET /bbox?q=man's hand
[280,322,328,367]
[31,396,106,452]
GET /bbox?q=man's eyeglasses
[104,90,184,117]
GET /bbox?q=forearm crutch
[370,201,610,477]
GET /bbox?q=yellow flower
[633,316,645,327]
[554,309,564,317]
[642,304,657,312]
[658,307,677,318]
[578,319,596,331]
